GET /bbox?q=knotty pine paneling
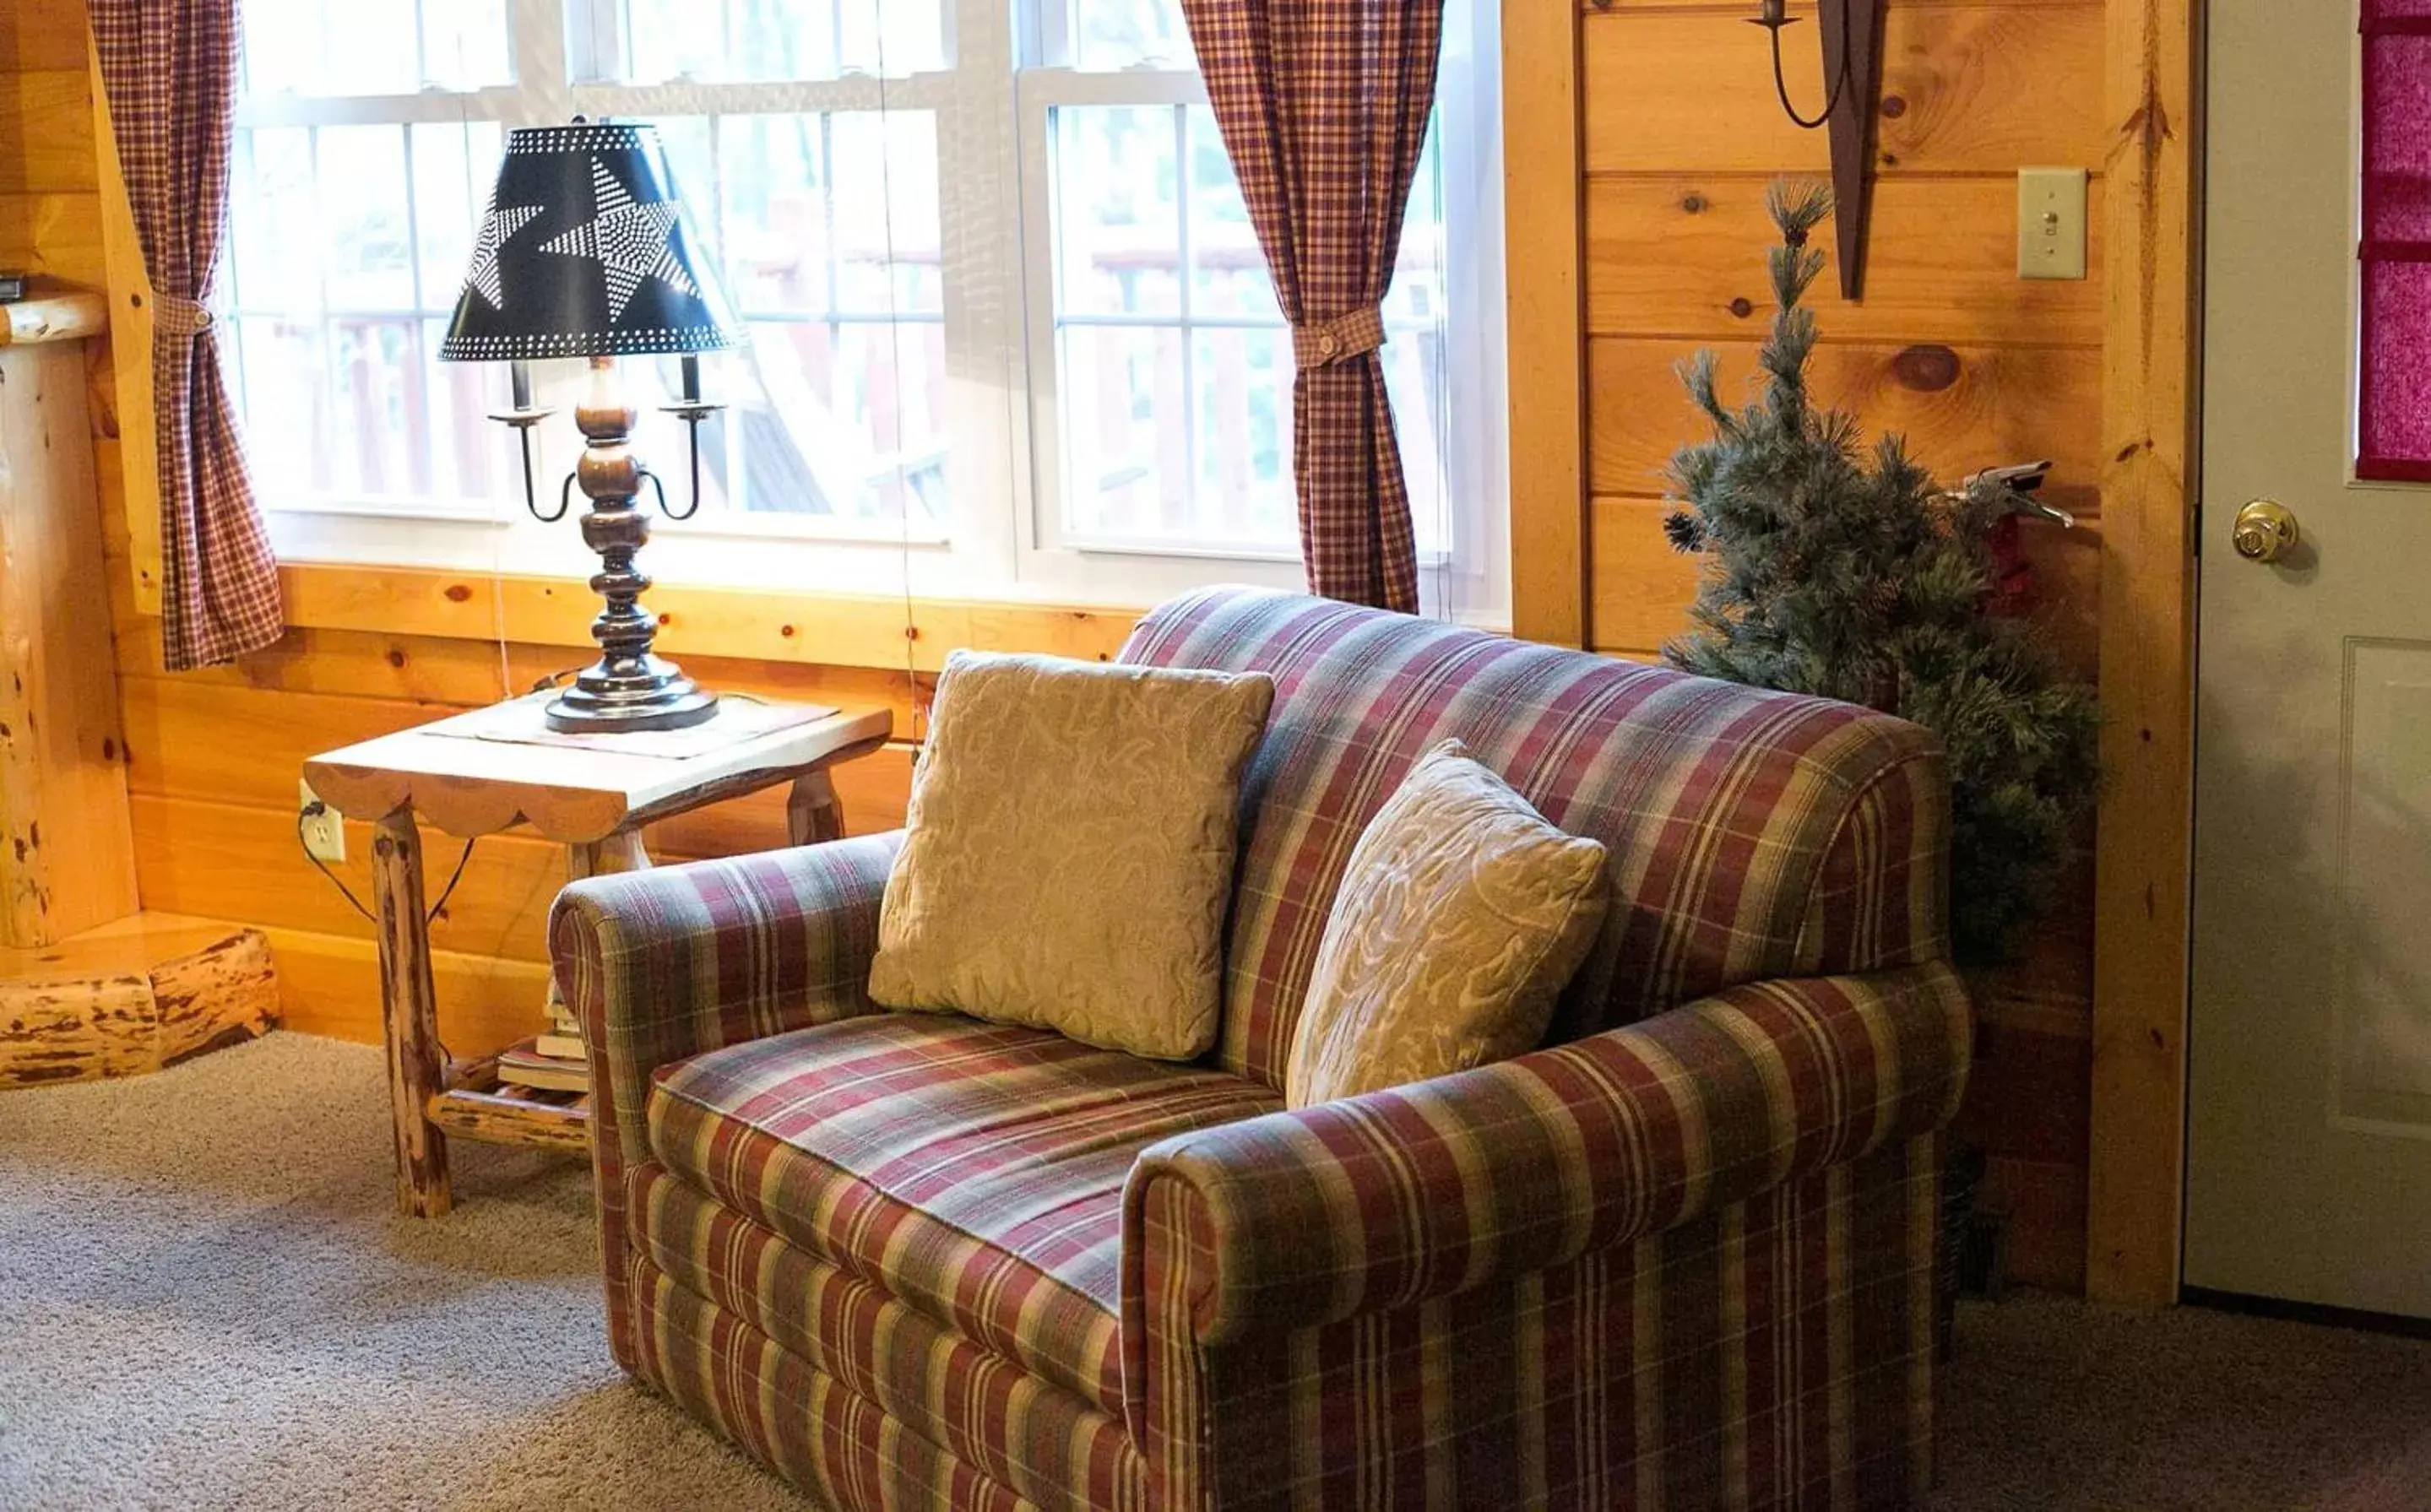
[0,189,102,285]
[1585,175,2107,347]
[122,670,913,924]
[0,69,94,193]
[118,621,932,725]
[1589,496,2104,676]
[261,924,554,1061]
[1588,337,2106,511]
[1582,4,2108,178]
[0,0,93,72]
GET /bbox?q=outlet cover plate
[300,778,345,864]
[2018,167,2088,281]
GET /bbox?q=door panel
[2187,0,2431,1317]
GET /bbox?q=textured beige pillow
[1285,740,1611,1108]
[868,650,1273,1060]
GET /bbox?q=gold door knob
[2233,499,2299,563]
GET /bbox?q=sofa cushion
[868,650,1274,1061]
[1284,740,1611,1108]
[645,1011,1280,1415]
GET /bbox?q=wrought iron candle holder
[1748,0,1886,300]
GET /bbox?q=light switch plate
[2018,167,2088,281]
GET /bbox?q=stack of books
[495,996,589,1094]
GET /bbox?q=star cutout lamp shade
[440,121,744,734]
[442,122,738,360]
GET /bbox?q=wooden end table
[305,693,891,1217]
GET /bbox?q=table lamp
[440,120,741,733]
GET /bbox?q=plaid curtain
[1179,0,1442,614]
[91,0,283,669]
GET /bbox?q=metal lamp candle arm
[499,357,722,527]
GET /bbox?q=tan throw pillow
[868,650,1274,1061]
[1285,740,1612,1108]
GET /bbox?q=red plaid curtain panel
[92,0,284,669]
[1179,0,1443,614]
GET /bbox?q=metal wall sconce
[1749,0,1886,300]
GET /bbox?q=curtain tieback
[1291,306,1386,371]
[153,293,214,338]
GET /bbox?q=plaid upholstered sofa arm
[549,832,903,1165]
[1120,962,1972,1349]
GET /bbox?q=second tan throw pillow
[868,650,1273,1061]
[1285,740,1612,1108]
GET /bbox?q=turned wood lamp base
[546,354,720,735]
[547,657,719,734]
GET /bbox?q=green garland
[1661,182,2101,963]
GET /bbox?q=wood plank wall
[1570,0,2103,1289]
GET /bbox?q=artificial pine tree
[1662,182,2100,963]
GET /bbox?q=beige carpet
[4,1033,2430,1511]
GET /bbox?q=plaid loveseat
[550,588,1972,1510]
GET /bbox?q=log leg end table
[306,695,892,1217]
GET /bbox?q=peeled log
[0,920,279,1090]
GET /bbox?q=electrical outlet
[299,778,346,864]
[2017,167,2088,281]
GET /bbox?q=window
[2360,0,2431,481]
[223,0,1506,619]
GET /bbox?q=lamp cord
[1770,0,1856,131]
[296,804,476,929]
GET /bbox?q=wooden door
[2186,0,2431,1317]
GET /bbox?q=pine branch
[1660,177,2103,964]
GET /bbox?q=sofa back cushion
[1118,588,1952,1091]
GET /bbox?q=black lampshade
[439,121,741,362]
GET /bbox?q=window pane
[2363,261,2431,470]
[235,316,327,496]
[1068,0,1191,71]
[318,127,417,312]
[1060,324,1190,538]
[422,317,508,503]
[1382,327,1449,557]
[421,0,513,89]
[1184,106,1275,320]
[828,113,943,314]
[2362,19,2431,474]
[239,0,507,95]
[227,119,505,507]
[709,320,948,524]
[229,128,323,316]
[1055,106,1181,318]
[1387,126,1448,326]
[1190,327,1293,545]
[640,111,949,527]
[326,318,425,497]
[412,122,504,305]
[613,0,943,83]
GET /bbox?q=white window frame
[229,0,1508,623]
